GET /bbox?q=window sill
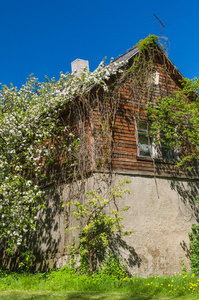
[136,155,177,165]
[136,155,153,162]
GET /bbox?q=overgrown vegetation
[66,180,132,273]
[189,224,199,275]
[0,34,165,269]
[147,78,199,168]
[0,269,199,299]
[0,33,198,275]
[0,57,125,263]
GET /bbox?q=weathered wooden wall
[108,62,198,179]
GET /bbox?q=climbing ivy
[0,34,177,270]
[147,78,199,168]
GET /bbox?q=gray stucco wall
[110,174,198,276]
[33,173,199,276]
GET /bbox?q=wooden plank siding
[40,58,198,186]
[96,62,198,178]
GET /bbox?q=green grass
[1,269,199,299]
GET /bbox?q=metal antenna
[153,13,165,38]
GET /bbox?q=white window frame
[147,71,160,86]
[135,119,178,160]
[135,119,157,158]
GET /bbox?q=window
[147,71,159,86]
[153,71,159,85]
[136,120,178,160]
[160,139,177,159]
[137,121,156,158]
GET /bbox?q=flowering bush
[0,59,125,256]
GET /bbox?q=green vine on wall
[0,34,175,271]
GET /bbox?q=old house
[2,36,198,276]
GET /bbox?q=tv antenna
[153,13,165,38]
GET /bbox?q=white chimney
[71,59,89,76]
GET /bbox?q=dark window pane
[161,144,175,159]
[138,122,148,131]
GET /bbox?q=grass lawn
[1,291,199,299]
[1,270,199,299]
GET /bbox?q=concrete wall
[29,173,199,276]
[110,174,199,276]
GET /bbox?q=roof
[114,47,139,63]
[113,43,183,81]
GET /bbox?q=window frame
[135,119,178,161]
[135,119,157,159]
[147,70,160,87]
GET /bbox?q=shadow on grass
[0,291,156,300]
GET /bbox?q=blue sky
[1,0,199,88]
